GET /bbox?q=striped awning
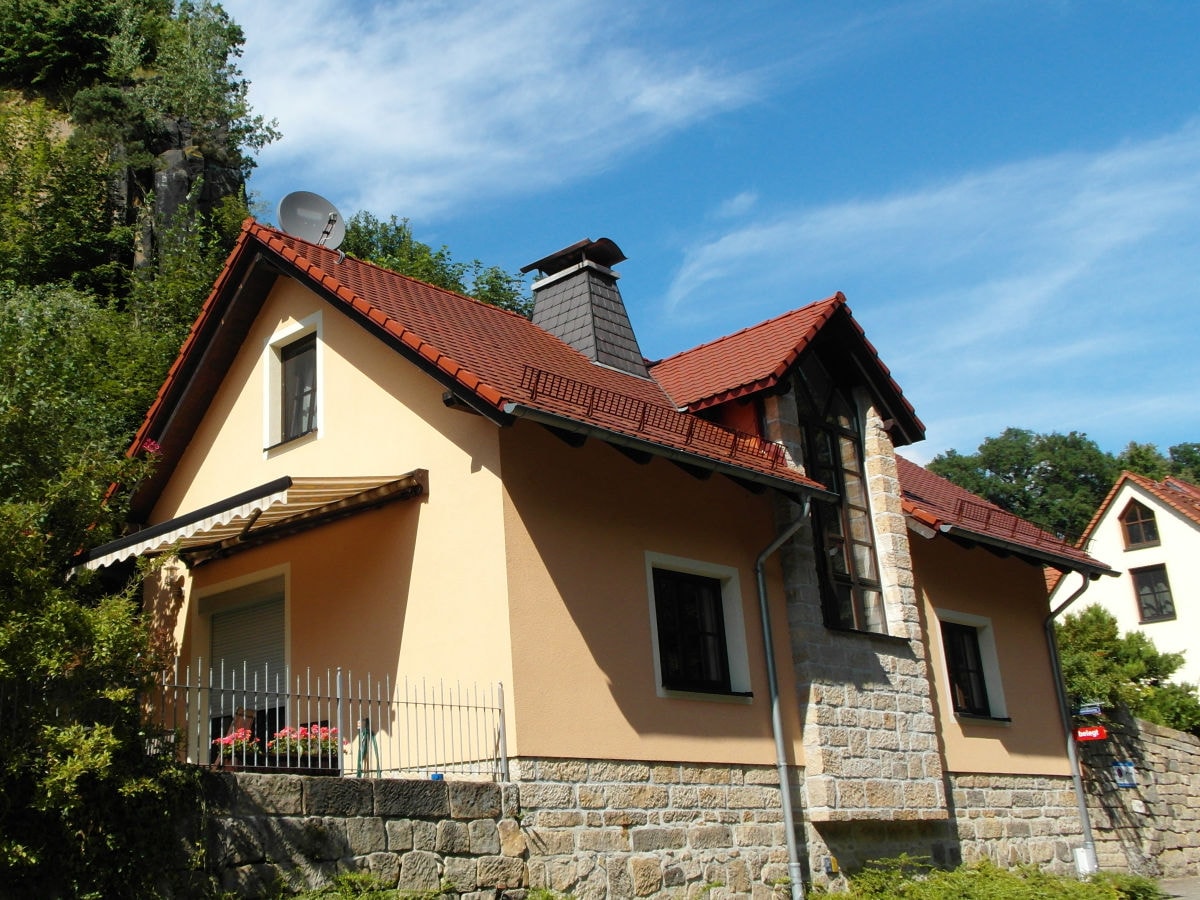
[79,471,427,571]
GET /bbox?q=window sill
[264,429,318,453]
[1139,614,1176,625]
[1124,541,1161,551]
[825,625,910,645]
[955,713,1012,726]
[659,687,753,704]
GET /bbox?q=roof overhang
[502,402,835,502]
[928,521,1117,579]
[79,471,427,571]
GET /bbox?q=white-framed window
[264,313,322,450]
[645,552,751,698]
[935,608,1008,720]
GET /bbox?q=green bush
[816,856,1166,900]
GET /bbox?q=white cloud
[660,123,1200,456]
[225,0,757,217]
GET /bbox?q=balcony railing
[146,659,508,781]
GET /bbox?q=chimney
[521,238,649,378]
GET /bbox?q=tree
[1115,441,1170,480]
[927,428,1118,539]
[0,282,200,894]
[1169,443,1200,483]
[343,211,531,317]
[1055,604,1200,735]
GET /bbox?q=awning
[79,471,427,571]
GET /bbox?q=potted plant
[212,727,260,767]
[268,725,345,771]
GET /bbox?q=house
[82,222,1113,894]
[1051,471,1200,685]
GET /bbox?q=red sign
[1075,725,1108,741]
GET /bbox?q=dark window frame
[652,567,733,694]
[281,332,317,443]
[940,619,992,717]
[1131,564,1176,623]
[1120,500,1160,549]
[792,356,887,634]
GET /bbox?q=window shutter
[210,597,285,716]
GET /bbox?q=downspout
[1044,570,1098,876]
[756,503,810,900]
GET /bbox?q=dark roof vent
[524,238,648,378]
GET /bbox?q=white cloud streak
[225,0,757,216]
[662,124,1200,456]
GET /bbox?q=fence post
[336,667,344,776]
[497,682,510,782]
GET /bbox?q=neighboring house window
[1120,500,1160,549]
[646,553,751,697]
[264,314,321,449]
[1131,564,1176,622]
[793,355,887,634]
[281,334,317,441]
[936,610,1008,720]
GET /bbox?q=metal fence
[146,659,508,781]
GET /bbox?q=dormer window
[1120,500,1159,549]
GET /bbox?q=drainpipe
[1044,571,1098,876]
[756,502,810,900]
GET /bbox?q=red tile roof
[896,455,1112,576]
[649,294,923,445]
[132,221,829,503]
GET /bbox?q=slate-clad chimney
[521,238,649,378]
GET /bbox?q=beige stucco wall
[1066,482,1200,685]
[147,276,514,696]
[910,535,1071,775]
[499,422,803,766]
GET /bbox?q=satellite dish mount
[277,191,347,253]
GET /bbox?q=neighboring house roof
[649,296,924,447]
[1077,471,1200,545]
[896,455,1113,577]
[128,221,835,520]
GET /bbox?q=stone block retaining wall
[1080,717,1200,878]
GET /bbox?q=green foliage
[928,428,1118,539]
[1056,605,1200,735]
[135,0,278,168]
[820,856,1163,899]
[344,211,531,317]
[0,100,132,296]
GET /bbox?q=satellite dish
[277,191,346,250]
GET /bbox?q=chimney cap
[521,237,626,276]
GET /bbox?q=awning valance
[80,471,427,571]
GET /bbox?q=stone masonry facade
[761,388,947,826]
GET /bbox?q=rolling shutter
[210,596,285,717]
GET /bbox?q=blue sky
[222,0,1199,462]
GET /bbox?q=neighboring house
[82,222,1112,894]
[1051,471,1200,685]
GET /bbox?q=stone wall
[947,773,1083,874]
[203,772,525,897]
[1080,716,1200,878]
[512,758,792,899]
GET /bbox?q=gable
[649,295,924,447]
[126,222,830,525]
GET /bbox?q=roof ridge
[650,292,844,366]
[247,221,534,323]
